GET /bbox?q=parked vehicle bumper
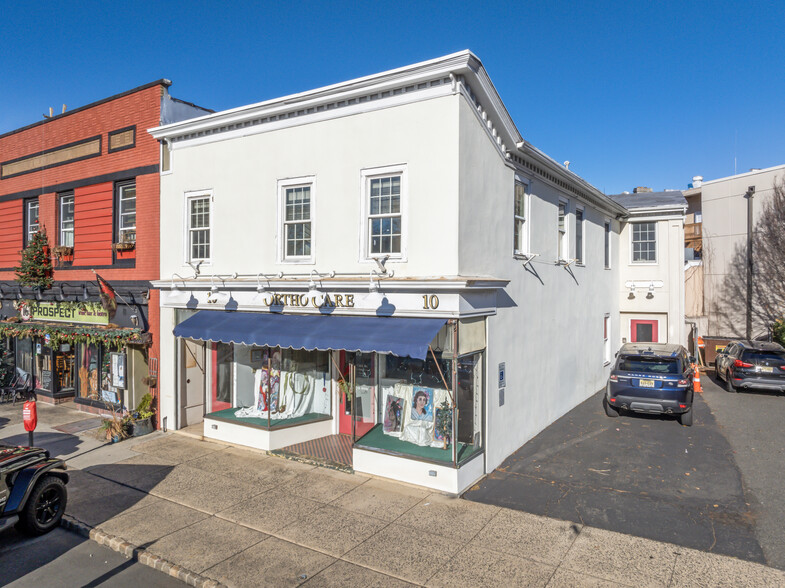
[606,385,692,415]
[732,376,785,392]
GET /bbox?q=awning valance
[173,311,446,360]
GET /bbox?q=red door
[631,320,658,343]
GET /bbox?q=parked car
[715,340,785,394]
[604,343,696,426]
[0,443,68,536]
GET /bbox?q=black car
[0,443,68,536]
[715,340,785,394]
[604,343,696,426]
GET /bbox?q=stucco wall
[701,166,785,337]
[456,99,620,472]
[160,96,461,279]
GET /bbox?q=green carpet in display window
[355,424,481,465]
[205,407,331,430]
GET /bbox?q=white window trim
[26,199,39,244]
[630,221,658,265]
[603,313,611,366]
[160,141,172,176]
[183,189,213,265]
[574,205,585,266]
[604,219,612,270]
[117,182,137,244]
[557,197,570,263]
[277,175,316,264]
[359,164,408,263]
[59,193,74,247]
[513,177,532,258]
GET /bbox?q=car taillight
[734,359,753,368]
[609,374,618,382]
[779,366,785,371]
[678,379,688,386]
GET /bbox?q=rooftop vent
[691,175,703,188]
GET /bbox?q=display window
[76,343,122,405]
[208,344,332,428]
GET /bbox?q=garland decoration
[15,227,54,289]
[0,321,146,349]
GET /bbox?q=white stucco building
[149,51,628,493]
[609,191,688,346]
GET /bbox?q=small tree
[15,228,54,290]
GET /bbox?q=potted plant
[123,393,155,437]
[97,404,129,443]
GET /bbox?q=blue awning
[173,311,446,360]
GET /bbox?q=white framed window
[161,141,171,174]
[513,180,530,255]
[25,199,39,245]
[117,181,136,244]
[557,198,569,261]
[185,191,212,262]
[604,220,611,269]
[277,176,315,263]
[604,314,611,365]
[631,221,657,263]
[574,206,584,264]
[59,193,74,247]
[360,164,407,261]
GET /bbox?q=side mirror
[688,355,696,364]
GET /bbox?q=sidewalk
[4,403,785,587]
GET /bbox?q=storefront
[159,278,503,493]
[0,300,151,410]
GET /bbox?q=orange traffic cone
[692,364,702,393]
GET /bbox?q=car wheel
[679,408,693,427]
[603,396,619,417]
[17,475,67,536]
[725,373,737,393]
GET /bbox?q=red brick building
[0,81,209,418]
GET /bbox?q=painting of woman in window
[410,388,433,421]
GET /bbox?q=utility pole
[744,185,755,340]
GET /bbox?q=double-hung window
[186,192,211,262]
[279,177,314,262]
[604,220,611,269]
[362,165,406,260]
[574,207,584,264]
[25,199,39,245]
[514,181,528,255]
[604,314,611,364]
[631,222,656,263]
[117,181,136,244]
[59,193,74,247]
[557,199,569,261]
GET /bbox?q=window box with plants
[53,246,74,258]
[123,393,155,437]
[113,231,136,252]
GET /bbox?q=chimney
[633,187,653,193]
[692,175,703,188]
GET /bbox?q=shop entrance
[180,339,206,427]
[337,351,376,438]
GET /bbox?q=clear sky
[1,0,783,195]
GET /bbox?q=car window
[741,350,785,365]
[724,344,736,356]
[618,355,682,374]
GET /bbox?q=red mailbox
[23,401,37,432]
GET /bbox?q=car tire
[725,373,737,393]
[679,408,693,427]
[16,475,67,536]
[603,396,619,417]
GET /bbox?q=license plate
[759,366,774,373]
[638,379,655,388]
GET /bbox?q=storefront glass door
[337,351,376,439]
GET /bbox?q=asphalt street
[464,379,775,566]
[0,527,184,587]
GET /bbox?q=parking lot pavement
[464,386,767,566]
[701,371,785,570]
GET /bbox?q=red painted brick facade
[0,82,171,417]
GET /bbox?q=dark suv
[604,343,696,426]
[0,443,68,535]
[715,340,785,394]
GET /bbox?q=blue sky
[2,1,783,195]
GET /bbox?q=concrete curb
[61,515,225,588]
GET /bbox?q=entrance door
[631,320,658,343]
[181,339,206,427]
[337,351,376,439]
